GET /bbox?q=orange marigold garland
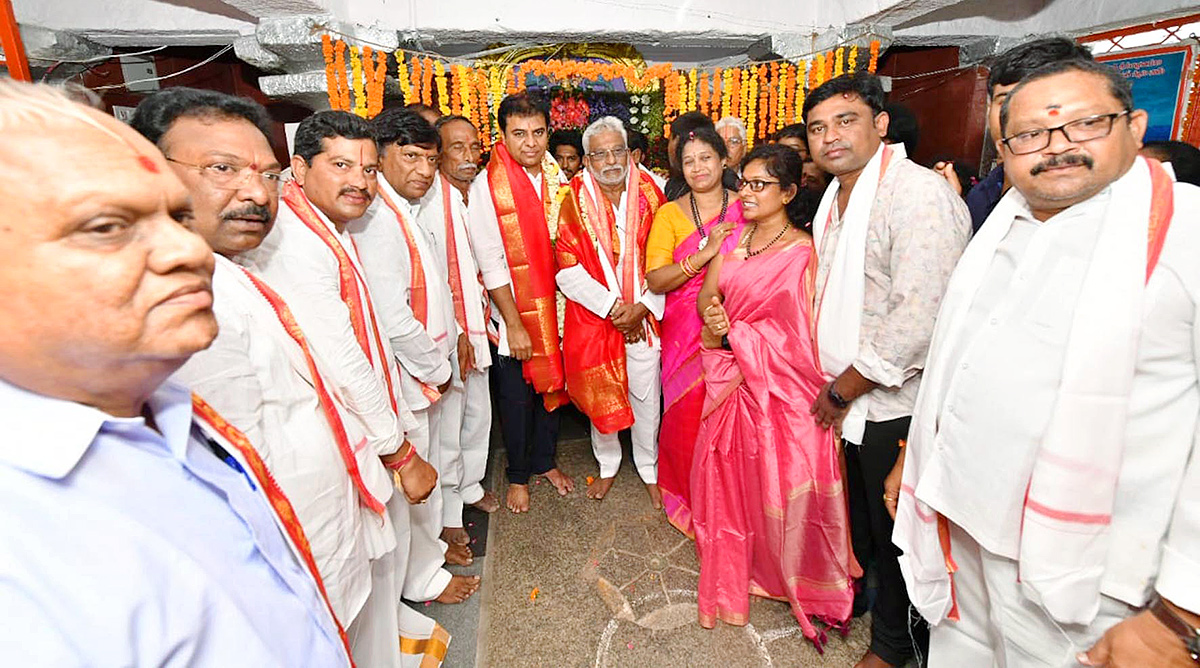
[366,48,387,118]
[767,62,779,134]
[869,40,881,73]
[712,70,722,121]
[321,35,340,111]
[825,50,835,81]
[730,67,742,119]
[782,62,794,131]
[333,40,350,111]
[698,70,710,117]
[421,57,434,107]
[410,56,423,106]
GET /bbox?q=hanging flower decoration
[434,60,450,115]
[745,67,759,147]
[421,57,434,106]
[321,35,346,112]
[848,45,860,74]
[365,47,387,118]
[550,93,591,129]
[795,60,808,124]
[396,50,412,103]
[782,62,796,128]
[767,62,779,133]
[834,46,845,78]
[869,40,881,73]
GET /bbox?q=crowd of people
[1,33,1199,668]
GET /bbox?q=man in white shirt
[351,109,484,588]
[892,58,1200,668]
[467,93,574,514]
[0,79,350,667]
[242,111,478,607]
[806,72,971,668]
[419,115,499,535]
[130,88,447,666]
[554,116,667,505]
[715,116,747,169]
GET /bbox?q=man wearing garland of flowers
[554,116,667,505]
[467,93,575,514]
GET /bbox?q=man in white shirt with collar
[130,89,447,666]
[351,109,484,591]
[554,116,667,505]
[467,93,574,513]
[418,115,500,535]
[892,58,1200,668]
[244,111,478,607]
[0,79,351,667]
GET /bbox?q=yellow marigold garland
[434,60,450,115]
[721,68,733,119]
[795,60,808,124]
[396,50,412,103]
[834,46,845,77]
[745,67,759,147]
[848,45,860,74]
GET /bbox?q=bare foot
[506,484,530,513]
[853,650,896,668]
[470,489,500,513]
[586,476,615,500]
[645,483,663,509]
[444,541,474,566]
[441,526,470,546]
[434,574,480,604]
[541,468,575,496]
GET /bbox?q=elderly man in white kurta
[350,110,483,596]
[554,116,666,505]
[418,115,498,534]
[130,91,447,666]
[892,59,1200,668]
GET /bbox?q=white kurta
[172,255,395,629]
[467,166,544,357]
[349,176,455,602]
[555,172,664,483]
[417,175,494,525]
[902,175,1200,664]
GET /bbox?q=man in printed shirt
[0,80,351,666]
[805,71,971,668]
[130,88,446,666]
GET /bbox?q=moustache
[339,186,371,198]
[455,162,479,174]
[1030,153,1094,175]
[222,203,272,222]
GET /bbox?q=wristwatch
[1148,596,1200,663]
[827,385,850,409]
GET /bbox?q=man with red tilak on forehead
[241,110,466,655]
[893,57,1200,668]
[349,108,482,600]
[0,80,350,666]
[467,93,574,513]
[554,115,666,506]
[130,89,445,666]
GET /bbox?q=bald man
[0,80,351,666]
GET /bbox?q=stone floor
[473,429,875,668]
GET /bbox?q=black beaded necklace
[744,222,790,257]
[689,188,728,250]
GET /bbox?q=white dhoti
[591,339,660,483]
[928,523,1134,668]
[399,409,452,602]
[439,350,493,528]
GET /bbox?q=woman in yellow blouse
[645,126,746,536]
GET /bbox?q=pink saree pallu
[691,239,860,647]
[658,202,746,537]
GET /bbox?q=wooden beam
[0,0,30,81]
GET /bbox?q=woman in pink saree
[645,127,746,536]
[693,145,859,645]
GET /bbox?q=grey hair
[582,115,628,153]
[715,116,747,139]
[0,78,121,141]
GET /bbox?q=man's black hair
[1143,140,1200,187]
[987,37,1094,92]
[549,130,583,156]
[883,102,920,156]
[292,110,375,165]
[496,93,550,131]
[999,59,1133,136]
[802,71,886,123]
[673,125,728,168]
[774,122,807,142]
[130,86,274,149]
[373,107,440,152]
[669,110,715,139]
[626,127,649,155]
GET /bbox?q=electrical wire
[35,45,168,65]
[91,45,233,91]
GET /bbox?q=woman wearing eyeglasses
[692,144,859,644]
[645,126,746,538]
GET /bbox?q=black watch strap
[1149,596,1200,662]
[827,385,850,409]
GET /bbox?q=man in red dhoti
[554,116,666,505]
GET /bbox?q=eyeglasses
[736,178,781,192]
[586,147,629,162]
[724,137,745,146]
[1001,111,1130,155]
[166,158,285,192]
